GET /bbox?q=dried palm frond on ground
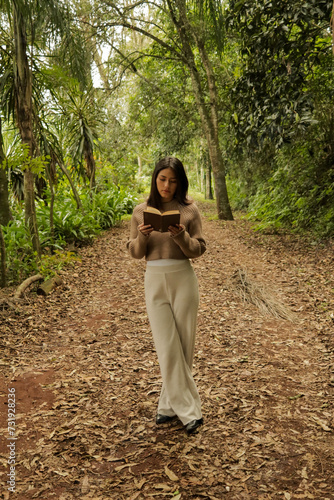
[230,268,296,321]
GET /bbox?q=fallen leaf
[311,416,332,432]
[134,478,146,489]
[154,483,172,490]
[115,463,139,471]
[81,475,89,494]
[300,467,308,479]
[165,465,179,481]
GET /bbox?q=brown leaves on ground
[0,202,333,500]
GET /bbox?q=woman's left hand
[168,224,184,236]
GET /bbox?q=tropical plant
[1,180,136,284]
[57,83,106,189]
[0,0,93,259]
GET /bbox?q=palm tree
[0,0,92,258]
[0,17,14,226]
[36,106,83,210]
[59,84,105,190]
[9,0,42,256]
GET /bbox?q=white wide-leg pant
[144,259,202,425]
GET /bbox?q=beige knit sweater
[127,200,206,261]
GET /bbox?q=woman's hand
[168,224,184,236]
[138,223,154,236]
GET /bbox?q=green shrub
[39,250,81,280]
[247,142,334,238]
[226,175,249,211]
[2,218,38,282]
[2,182,137,284]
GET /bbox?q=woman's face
[156,167,178,203]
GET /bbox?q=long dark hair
[147,157,191,209]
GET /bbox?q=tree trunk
[200,162,204,194]
[170,0,233,220]
[0,167,12,226]
[49,181,55,244]
[206,162,214,200]
[45,162,55,245]
[0,166,12,226]
[137,156,142,177]
[0,224,6,288]
[0,118,12,226]
[37,275,63,296]
[187,67,232,218]
[14,273,43,300]
[58,161,83,210]
[85,142,96,190]
[24,169,41,256]
[13,5,41,258]
[195,37,231,215]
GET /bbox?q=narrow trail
[0,203,333,500]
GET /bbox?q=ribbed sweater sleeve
[170,203,206,258]
[127,204,149,259]
[126,200,206,261]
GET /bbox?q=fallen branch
[14,274,44,300]
[37,276,63,296]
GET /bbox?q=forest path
[0,201,333,500]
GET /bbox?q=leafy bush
[37,197,101,244]
[39,251,81,280]
[81,184,136,230]
[2,182,137,284]
[1,217,37,282]
[226,175,250,211]
[247,142,334,238]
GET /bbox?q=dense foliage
[225,0,334,237]
[227,0,332,147]
[0,0,333,286]
[2,181,136,283]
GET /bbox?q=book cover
[143,207,180,232]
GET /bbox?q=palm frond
[189,0,226,52]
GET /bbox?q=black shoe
[156,414,175,424]
[185,418,203,434]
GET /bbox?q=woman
[127,157,206,434]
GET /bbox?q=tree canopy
[1,0,334,285]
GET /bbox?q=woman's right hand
[138,223,154,236]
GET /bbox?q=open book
[143,206,180,232]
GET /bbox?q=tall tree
[169,0,232,219]
[0,0,92,256]
[92,0,233,219]
[11,1,41,256]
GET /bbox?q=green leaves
[1,181,136,284]
[227,0,332,148]
[190,0,226,53]
[246,138,334,237]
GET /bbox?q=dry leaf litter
[0,201,333,500]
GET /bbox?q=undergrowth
[2,183,137,285]
[246,144,334,238]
